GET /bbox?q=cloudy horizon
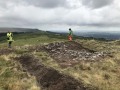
[0,0,120,32]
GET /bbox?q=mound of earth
[16,54,96,90]
[42,41,109,67]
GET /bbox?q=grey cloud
[78,23,120,27]
[0,0,22,10]
[0,1,8,9]
[0,0,67,9]
[0,16,30,27]
[0,0,120,30]
[24,0,67,8]
[82,0,113,9]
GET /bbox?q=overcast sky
[0,0,120,32]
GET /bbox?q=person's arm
[68,31,70,36]
[71,30,73,36]
[69,30,73,36]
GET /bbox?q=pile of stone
[43,41,109,67]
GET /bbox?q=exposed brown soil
[0,48,14,55]
[1,41,110,90]
[41,41,109,68]
[16,54,96,90]
[0,41,110,69]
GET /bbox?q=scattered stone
[42,41,110,67]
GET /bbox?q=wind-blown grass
[0,32,120,90]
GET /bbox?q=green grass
[0,55,40,90]
[0,32,66,90]
[0,32,67,47]
[0,32,120,90]
[34,38,120,90]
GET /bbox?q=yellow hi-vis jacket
[7,32,14,42]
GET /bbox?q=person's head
[69,28,71,31]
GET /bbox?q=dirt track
[16,54,95,90]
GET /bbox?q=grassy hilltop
[0,31,120,90]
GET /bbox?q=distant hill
[0,28,40,33]
[1,28,120,40]
[74,31,120,40]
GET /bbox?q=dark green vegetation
[0,31,120,90]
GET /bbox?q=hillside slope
[0,28,40,33]
[0,32,120,90]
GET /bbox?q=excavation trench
[0,41,109,69]
[16,54,95,90]
[1,41,110,90]
[31,41,109,68]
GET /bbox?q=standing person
[68,28,73,41]
[7,31,13,48]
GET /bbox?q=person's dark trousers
[8,41,12,48]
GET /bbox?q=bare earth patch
[15,54,96,90]
[42,41,110,68]
[0,48,14,55]
[1,41,112,90]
